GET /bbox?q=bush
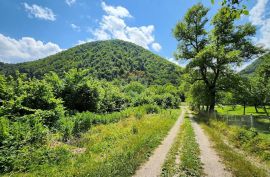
[58,117,75,141]
[99,83,130,113]
[135,111,144,119]
[144,104,160,114]
[72,112,95,136]
[134,93,153,106]
[62,78,105,112]
[0,115,49,173]
[123,81,146,96]
[21,79,58,110]
[34,106,65,128]
[0,117,9,144]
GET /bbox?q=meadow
[3,108,181,177]
[216,105,270,116]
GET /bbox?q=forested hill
[0,39,182,85]
[241,53,270,75]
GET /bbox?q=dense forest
[0,40,182,86]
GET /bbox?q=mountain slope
[241,53,270,75]
[0,40,182,85]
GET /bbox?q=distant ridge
[240,52,270,76]
[0,39,182,85]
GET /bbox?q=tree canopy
[174,3,262,112]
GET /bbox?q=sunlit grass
[197,115,269,177]
[9,109,180,177]
[216,105,269,116]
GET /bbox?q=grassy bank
[6,109,180,177]
[161,114,202,177]
[209,120,270,161]
[197,116,269,177]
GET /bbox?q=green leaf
[242,10,249,15]
[211,0,215,4]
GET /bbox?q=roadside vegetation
[209,119,269,161]
[2,108,181,177]
[0,68,183,176]
[162,114,202,177]
[194,114,269,177]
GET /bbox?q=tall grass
[209,120,270,162]
[59,104,161,140]
[196,115,269,177]
[8,108,180,177]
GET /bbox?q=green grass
[216,105,269,116]
[216,105,270,134]
[162,114,202,177]
[7,109,180,177]
[208,120,270,162]
[196,116,269,177]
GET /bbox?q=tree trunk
[254,105,258,113]
[263,105,269,116]
[209,88,216,113]
[243,102,246,115]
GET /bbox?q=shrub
[58,117,75,141]
[123,81,146,96]
[0,115,49,173]
[134,94,153,106]
[62,76,105,112]
[0,117,9,144]
[144,104,160,114]
[72,112,95,136]
[135,111,144,119]
[99,83,130,113]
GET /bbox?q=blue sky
[0,0,269,67]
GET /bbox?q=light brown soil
[189,112,232,177]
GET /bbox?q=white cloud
[167,57,179,65]
[0,33,62,63]
[79,2,162,51]
[167,57,189,67]
[152,42,162,52]
[71,23,81,32]
[249,0,270,48]
[66,0,76,6]
[77,38,93,45]
[23,3,56,21]
[101,2,132,18]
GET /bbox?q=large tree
[174,3,261,113]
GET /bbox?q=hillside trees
[0,40,183,86]
[174,3,261,113]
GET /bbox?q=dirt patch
[189,111,232,177]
